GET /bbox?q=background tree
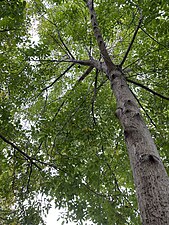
[0,0,169,224]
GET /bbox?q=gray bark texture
[85,0,169,223]
[109,70,169,225]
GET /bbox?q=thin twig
[140,27,168,49]
[42,16,75,58]
[49,34,71,57]
[26,163,33,193]
[36,63,75,98]
[82,182,114,201]
[57,30,75,59]
[129,88,157,127]
[91,69,99,125]
[127,79,169,101]
[120,5,143,67]
[52,100,66,122]
[123,47,164,70]
[52,66,94,121]
[30,157,67,173]
[0,29,21,32]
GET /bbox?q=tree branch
[0,133,68,174]
[49,34,72,58]
[140,27,168,49]
[129,88,157,127]
[0,28,21,33]
[30,157,67,173]
[29,58,92,66]
[82,181,113,201]
[91,69,99,125]
[42,15,75,59]
[26,163,33,193]
[37,63,75,97]
[51,67,96,123]
[123,47,164,70]
[52,100,66,122]
[120,6,143,67]
[78,66,94,82]
[56,30,75,59]
[85,0,115,71]
[29,57,107,73]
[127,78,169,101]
[0,133,42,170]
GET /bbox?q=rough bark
[109,71,169,225]
[85,1,169,223]
[85,0,116,71]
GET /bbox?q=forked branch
[0,133,42,170]
[85,0,115,72]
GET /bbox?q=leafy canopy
[0,0,168,224]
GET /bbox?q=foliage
[0,0,168,224]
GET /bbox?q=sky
[45,207,94,225]
[46,207,74,225]
[44,202,94,225]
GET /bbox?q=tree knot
[139,154,160,164]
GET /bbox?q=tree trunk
[109,70,169,225]
[85,1,169,223]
